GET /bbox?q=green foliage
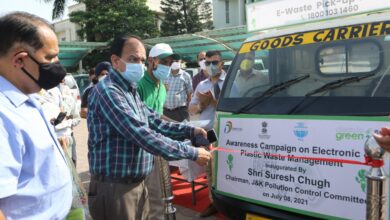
[69,0,159,69]
[81,48,111,71]
[70,0,159,42]
[45,0,67,20]
[160,0,213,36]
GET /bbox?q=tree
[44,0,76,20]
[160,0,213,36]
[69,0,159,42]
[69,0,159,69]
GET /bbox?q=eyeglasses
[205,60,219,66]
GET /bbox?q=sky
[0,0,77,23]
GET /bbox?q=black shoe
[200,203,218,218]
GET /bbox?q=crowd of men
[3,11,390,220]
[0,11,219,220]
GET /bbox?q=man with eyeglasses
[192,51,208,91]
[87,35,212,220]
[188,50,226,217]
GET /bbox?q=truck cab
[213,10,390,220]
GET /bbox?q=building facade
[212,0,262,29]
[54,1,163,42]
[54,3,85,42]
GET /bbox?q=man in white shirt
[163,60,193,122]
[189,50,225,217]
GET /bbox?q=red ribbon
[209,146,384,167]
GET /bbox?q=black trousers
[163,106,189,122]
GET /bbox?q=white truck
[212,2,390,219]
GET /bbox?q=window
[318,41,381,75]
[227,50,270,98]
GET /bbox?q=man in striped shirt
[87,34,211,220]
[163,60,193,122]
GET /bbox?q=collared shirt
[54,84,81,138]
[190,72,226,130]
[137,71,166,114]
[0,76,72,220]
[192,69,208,91]
[164,69,193,109]
[87,69,198,179]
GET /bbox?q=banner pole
[365,136,388,220]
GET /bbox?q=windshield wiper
[287,73,375,114]
[235,74,309,114]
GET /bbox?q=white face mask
[171,62,181,70]
[198,60,206,70]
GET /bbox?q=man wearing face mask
[235,51,269,96]
[137,43,178,220]
[189,50,225,130]
[0,12,72,219]
[188,50,226,217]
[87,34,212,220]
[138,43,185,220]
[192,51,208,91]
[138,43,179,115]
[163,60,193,122]
[80,61,110,119]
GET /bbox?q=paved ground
[74,119,219,220]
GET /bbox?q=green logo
[355,169,366,193]
[227,154,234,172]
[335,129,373,141]
[336,132,365,141]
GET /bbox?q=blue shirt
[0,76,72,219]
[87,69,198,179]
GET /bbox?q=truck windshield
[220,33,390,116]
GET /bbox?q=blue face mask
[153,64,171,80]
[120,61,145,83]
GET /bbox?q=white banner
[246,0,390,31]
[216,115,390,219]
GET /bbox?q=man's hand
[197,91,213,106]
[80,108,88,119]
[0,209,5,220]
[196,148,212,166]
[194,127,207,139]
[373,127,390,152]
